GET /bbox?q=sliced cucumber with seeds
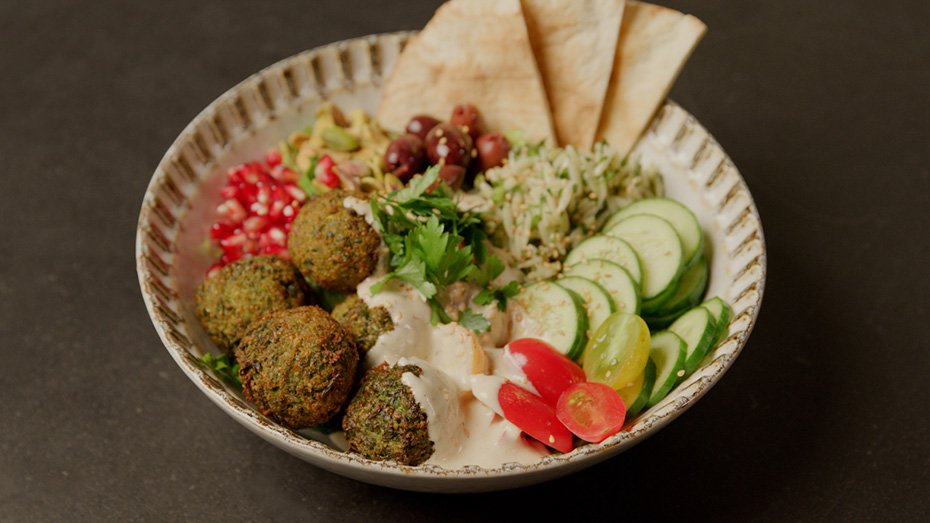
[564,235,642,288]
[669,306,717,375]
[647,331,687,407]
[605,198,704,266]
[564,259,640,315]
[605,214,684,310]
[701,297,734,346]
[555,276,616,335]
[651,256,708,318]
[511,281,589,360]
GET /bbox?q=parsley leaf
[393,165,440,202]
[458,309,491,333]
[371,255,437,298]
[474,279,522,311]
[198,353,242,391]
[370,166,505,326]
[471,255,505,288]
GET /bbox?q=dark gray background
[2,0,928,520]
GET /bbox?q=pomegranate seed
[250,201,269,216]
[243,216,269,234]
[265,149,282,167]
[266,226,287,246]
[256,184,272,205]
[221,250,243,265]
[206,263,223,278]
[282,205,296,218]
[268,200,287,221]
[262,245,288,257]
[217,199,247,225]
[284,184,307,203]
[209,222,234,240]
[220,231,247,250]
[270,165,298,183]
[243,238,259,255]
[316,155,340,188]
[270,184,288,202]
[220,185,237,199]
[228,166,246,184]
[235,182,258,205]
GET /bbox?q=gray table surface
[2,0,928,520]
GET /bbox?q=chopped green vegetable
[322,126,360,152]
[370,165,508,325]
[458,309,491,333]
[296,155,320,197]
[198,353,242,391]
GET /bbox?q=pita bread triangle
[596,1,706,156]
[522,0,626,150]
[378,0,555,142]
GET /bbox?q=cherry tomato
[506,338,586,406]
[499,382,574,453]
[616,371,645,410]
[583,312,650,391]
[556,382,627,443]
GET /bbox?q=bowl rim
[136,31,767,484]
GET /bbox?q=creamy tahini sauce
[346,196,546,468]
[355,277,547,468]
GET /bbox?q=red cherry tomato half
[556,382,627,443]
[498,382,574,453]
[507,338,587,407]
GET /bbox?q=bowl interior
[137,33,765,493]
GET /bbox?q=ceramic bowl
[136,32,766,493]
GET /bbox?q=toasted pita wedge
[596,2,706,156]
[378,0,555,142]
[522,0,626,149]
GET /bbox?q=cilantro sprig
[370,166,513,331]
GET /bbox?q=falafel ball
[195,255,309,354]
[287,190,381,293]
[342,363,433,466]
[234,306,358,429]
[331,295,394,354]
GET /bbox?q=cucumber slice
[564,259,640,315]
[604,198,704,266]
[512,281,589,360]
[668,306,717,375]
[701,297,734,345]
[651,256,708,318]
[555,276,616,335]
[647,331,687,407]
[563,235,643,287]
[626,358,657,417]
[605,214,684,309]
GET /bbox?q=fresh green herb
[458,309,491,333]
[310,285,348,312]
[296,154,320,197]
[474,280,521,311]
[198,353,241,391]
[371,165,506,332]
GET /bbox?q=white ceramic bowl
[136,32,766,493]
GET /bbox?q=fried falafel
[331,295,394,354]
[234,306,358,429]
[287,191,381,293]
[342,363,433,466]
[195,255,309,354]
